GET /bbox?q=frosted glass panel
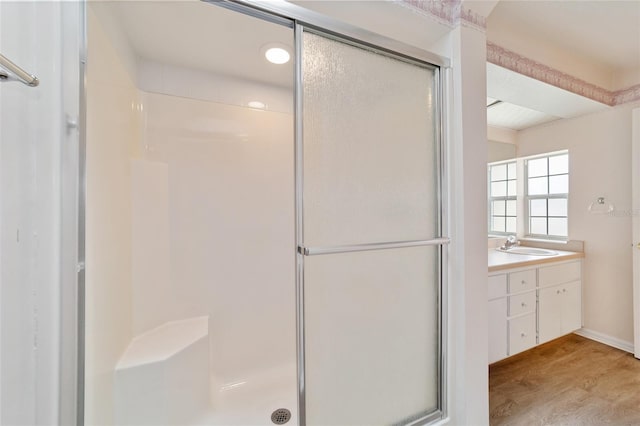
[506,217,516,233]
[507,180,517,196]
[493,200,505,216]
[304,247,439,425]
[302,31,437,246]
[506,200,517,216]
[507,162,517,179]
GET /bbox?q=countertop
[488,248,584,272]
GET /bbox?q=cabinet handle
[521,280,526,285]
[521,332,526,337]
[557,290,561,294]
[563,288,567,293]
[521,302,527,307]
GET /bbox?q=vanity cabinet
[488,274,508,363]
[488,259,582,364]
[538,261,582,344]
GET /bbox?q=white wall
[518,101,640,345]
[488,140,516,163]
[0,2,82,424]
[448,24,490,426]
[85,6,140,424]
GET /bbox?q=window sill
[520,237,568,245]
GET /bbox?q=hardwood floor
[489,334,640,425]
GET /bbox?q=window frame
[524,151,569,241]
[487,160,517,236]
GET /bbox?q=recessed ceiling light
[248,101,266,110]
[265,47,290,64]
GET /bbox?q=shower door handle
[299,237,451,256]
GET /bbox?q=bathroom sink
[496,247,558,256]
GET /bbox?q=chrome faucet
[501,235,519,250]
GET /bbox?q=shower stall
[84,1,448,425]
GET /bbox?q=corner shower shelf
[114,316,210,425]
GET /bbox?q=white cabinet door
[539,284,564,344]
[539,280,582,343]
[488,298,507,364]
[561,280,582,334]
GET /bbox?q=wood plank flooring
[489,334,640,425]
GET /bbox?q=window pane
[491,164,507,182]
[530,199,547,217]
[528,177,548,195]
[507,180,517,197]
[530,217,547,234]
[507,162,517,179]
[492,216,505,232]
[548,198,568,217]
[506,217,516,233]
[491,181,507,197]
[506,200,516,216]
[548,218,568,236]
[492,200,505,216]
[528,158,548,177]
[549,175,568,194]
[549,154,568,175]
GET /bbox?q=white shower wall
[87,6,296,423]
[85,7,140,425]
[136,77,296,384]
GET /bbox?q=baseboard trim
[574,328,634,354]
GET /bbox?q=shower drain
[271,408,291,425]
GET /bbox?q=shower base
[194,364,298,426]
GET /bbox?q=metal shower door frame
[292,22,449,426]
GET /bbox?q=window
[488,151,569,241]
[525,152,569,239]
[488,161,517,234]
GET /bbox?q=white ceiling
[103,1,294,89]
[487,100,560,131]
[488,0,640,75]
[486,62,610,131]
[485,0,639,131]
[100,0,629,132]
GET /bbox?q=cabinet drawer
[539,261,581,287]
[509,291,536,317]
[508,269,536,293]
[488,274,507,300]
[508,313,536,356]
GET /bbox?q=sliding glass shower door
[298,28,446,425]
